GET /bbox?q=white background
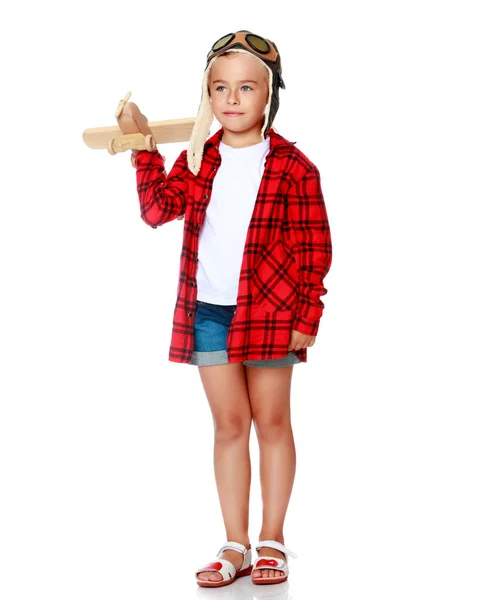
[1,1,478,599]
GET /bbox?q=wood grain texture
[83,117,196,149]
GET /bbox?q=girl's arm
[287,165,333,336]
[133,148,190,228]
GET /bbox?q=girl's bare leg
[196,362,253,582]
[246,364,296,580]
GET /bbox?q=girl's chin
[217,118,263,131]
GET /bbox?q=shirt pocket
[251,238,299,312]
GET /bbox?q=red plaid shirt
[134,127,332,364]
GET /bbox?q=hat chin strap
[187,48,274,176]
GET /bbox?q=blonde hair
[207,50,269,97]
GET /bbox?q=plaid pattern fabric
[134,127,332,364]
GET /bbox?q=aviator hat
[187,30,286,175]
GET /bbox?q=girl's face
[208,52,270,142]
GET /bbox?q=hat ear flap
[187,58,217,176]
[261,65,274,138]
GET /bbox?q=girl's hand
[117,101,154,163]
[117,101,153,137]
[288,329,316,351]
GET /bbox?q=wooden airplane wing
[83,117,196,149]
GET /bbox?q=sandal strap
[196,558,236,581]
[216,540,250,556]
[253,556,289,577]
[215,540,252,571]
[255,539,298,559]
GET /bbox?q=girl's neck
[220,126,267,149]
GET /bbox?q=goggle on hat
[187,30,286,176]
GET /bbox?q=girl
[123,30,332,588]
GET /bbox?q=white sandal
[195,541,253,588]
[251,539,298,585]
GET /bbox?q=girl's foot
[252,545,287,580]
[197,545,251,583]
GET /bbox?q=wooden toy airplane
[82,91,196,155]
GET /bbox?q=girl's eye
[215,85,252,92]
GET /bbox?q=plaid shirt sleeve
[134,149,190,227]
[287,165,333,337]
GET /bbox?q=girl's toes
[198,571,222,582]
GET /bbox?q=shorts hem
[189,350,301,368]
[242,351,301,368]
[189,349,229,366]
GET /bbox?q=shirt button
[204,194,208,199]
[196,223,200,230]
[187,312,193,317]
[213,167,217,171]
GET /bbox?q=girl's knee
[254,415,292,442]
[214,413,252,442]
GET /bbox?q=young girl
[124,30,332,588]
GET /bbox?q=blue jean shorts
[189,301,301,368]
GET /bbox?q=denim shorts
[189,301,301,368]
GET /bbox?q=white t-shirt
[196,136,271,305]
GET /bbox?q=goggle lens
[211,32,272,56]
[212,33,234,52]
[246,34,270,54]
